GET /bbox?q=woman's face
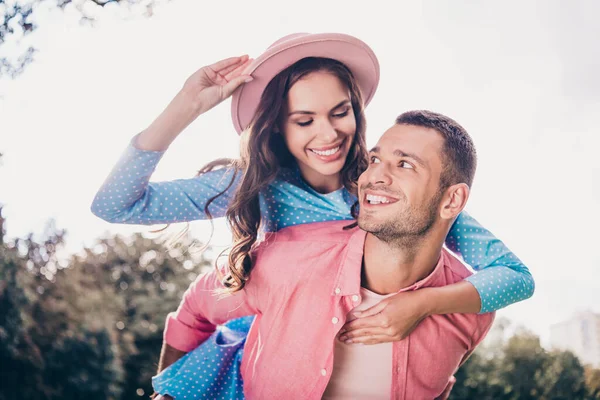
[281,71,356,193]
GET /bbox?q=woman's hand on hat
[180,55,254,115]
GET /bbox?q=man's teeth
[366,194,392,204]
[311,146,340,156]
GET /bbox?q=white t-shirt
[322,287,394,400]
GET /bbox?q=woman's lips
[308,140,345,163]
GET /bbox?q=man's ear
[440,183,470,220]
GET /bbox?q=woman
[91,33,534,399]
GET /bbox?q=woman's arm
[137,55,252,152]
[91,56,254,225]
[90,141,240,224]
[445,211,535,313]
[338,212,534,344]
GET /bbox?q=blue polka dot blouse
[91,141,534,313]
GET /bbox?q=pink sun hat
[230,32,380,135]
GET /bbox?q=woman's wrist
[418,281,482,316]
[417,287,442,317]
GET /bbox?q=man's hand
[338,289,430,345]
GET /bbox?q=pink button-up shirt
[165,221,495,399]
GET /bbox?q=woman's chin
[308,161,346,180]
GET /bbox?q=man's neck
[361,229,446,295]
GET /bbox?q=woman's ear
[440,183,470,220]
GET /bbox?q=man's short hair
[396,110,477,188]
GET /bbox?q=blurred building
[550,311,600,368]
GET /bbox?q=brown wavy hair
[200,57,368,293]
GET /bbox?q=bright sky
[1,0,598,345]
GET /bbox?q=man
[157,110,495,399]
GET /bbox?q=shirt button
[352,295,359,302]
[321,369,327,376]
[334,288,341,295]
[332,317,339,324]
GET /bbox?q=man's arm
[152,259,263,399]
[151,344,186,400]
[157,342,188,374]
[158,264,260,368]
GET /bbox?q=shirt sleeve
[445,211,535,313]
[90,139,241,225]
[163,265,259,352]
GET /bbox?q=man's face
[357,124,446,242]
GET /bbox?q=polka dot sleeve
[90,140,240,225]
[445,211,535,313]
[90,141,534,315]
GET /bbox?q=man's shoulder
[441,248,474,283]
[263,220,359,245]
[247,221,361,286]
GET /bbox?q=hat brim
[231,33,380,135]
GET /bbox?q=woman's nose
[316,120,338,143]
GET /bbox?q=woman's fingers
[343,333,391,345]
[339,314,384,335]
[221,74,254,99]
[224,58,253,81]
[208,55,249,74]
[352,299,387,319]
[217,55,250,78]
[339,326,385,342]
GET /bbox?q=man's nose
[367,163,392,186]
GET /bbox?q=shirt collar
[332,227,366,296]
[397,250,448,292]
[332,230,449,296]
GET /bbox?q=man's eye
[297,120,313,127]
[399,161,414,169]
[370,156,380,164]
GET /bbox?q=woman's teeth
[311,146,340,156]
[366,194,392,204]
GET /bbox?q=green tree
[586,367,600,399]
[500,331,548,399]
[31,230,123,398]
[0,198,214,399]
[451,351,505,399]
[0,218,46,399]
[0,214,124,399]
[451,328,590,400]
[71,231,213,399]
[538,350,587,399]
